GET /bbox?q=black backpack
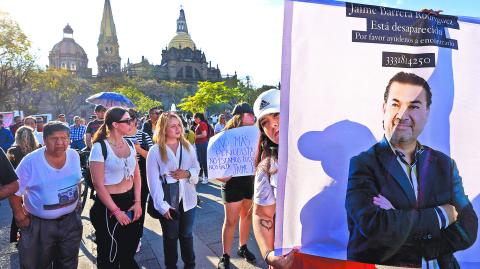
[98,139,134,160]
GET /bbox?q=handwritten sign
[207,125,260,179]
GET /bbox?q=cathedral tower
[96,0,121,77]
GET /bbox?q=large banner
[278,0,480,267]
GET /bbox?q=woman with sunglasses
[89,107,142,268]
[147,112,200,269]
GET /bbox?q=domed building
[126,8,222,82]
[48,24,92,78]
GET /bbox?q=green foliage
[178,81,242,113]
[0,11,37,110]
[30,68,91,115]
[113,86,162,114]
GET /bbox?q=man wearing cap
[142,106,162,137]
[85,105,106,149]
[10,121,83,269]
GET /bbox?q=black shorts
[221,176,254,203]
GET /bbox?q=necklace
[108,139,124,148]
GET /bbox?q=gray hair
[43,121,70,140]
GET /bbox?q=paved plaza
[0,179,267,269]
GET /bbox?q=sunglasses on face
[116,118,132,124]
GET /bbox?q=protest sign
[277,0,480,267]
[207,125,260,179]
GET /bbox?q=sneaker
[237,245,256,263]
[201,177,209,184]
[217,253,230,269]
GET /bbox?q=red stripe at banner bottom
[290,253,375,269]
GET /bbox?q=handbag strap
[160,142,183,184]
[178,142,183,170]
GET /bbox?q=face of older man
[44,131,70,155]
[383,81,430,146]
[24,118,36,129]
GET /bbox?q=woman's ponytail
[92,123,108,144]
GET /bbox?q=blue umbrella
[86,92,135,108]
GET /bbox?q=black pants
[159,202,196,269]
[195,142,208,178]
[90,189,141,269]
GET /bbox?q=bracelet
[110,208,121,216]
[264,250,274,265]
[134,200,141,203]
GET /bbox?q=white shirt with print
[15,147,82,219]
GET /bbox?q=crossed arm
[347,156,477,260]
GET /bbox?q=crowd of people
[0,89,287,269]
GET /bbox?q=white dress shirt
[146,142,200,215]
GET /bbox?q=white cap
[253,89,280,121]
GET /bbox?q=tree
[178,81,242,113]
[113,86,162,114]
[0,11,37,111]
[30,68,91,115]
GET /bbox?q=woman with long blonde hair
[7,126,40,168]
[7,125,40,244]
[147,112,200,269]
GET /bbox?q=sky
[0,0,478,87]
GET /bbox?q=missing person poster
[278,0,480,267]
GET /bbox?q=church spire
[99,0,117,42]
[97,0,121,76]
[176,7,188,34]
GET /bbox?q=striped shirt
[124,130,153,158]
[69,125,86,142]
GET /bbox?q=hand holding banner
[207,126,260,179]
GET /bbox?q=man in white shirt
[23,116,44,145]
[10,121,83,269]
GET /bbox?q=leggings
[90,189,141,269]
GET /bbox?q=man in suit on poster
[346,72,477,268]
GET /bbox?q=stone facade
[48,24,92,78]
[125,8,222,82]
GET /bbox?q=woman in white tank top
[88,106,142,269]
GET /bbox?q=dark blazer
[346,137,477,268]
